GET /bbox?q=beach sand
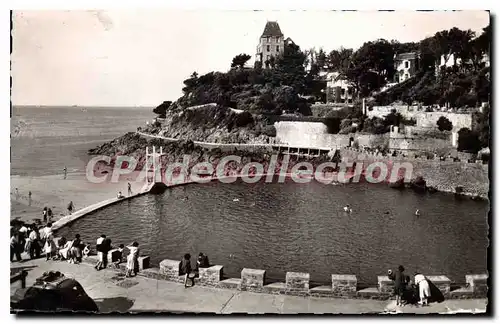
[10,172,145,223]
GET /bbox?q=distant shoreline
[12,105,156,109]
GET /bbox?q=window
[267,45,270,51]
[276,45,279,52]
[405,61,409,68]
[267,37,271,43]
[341,88,346,96]
[266,55,270,61]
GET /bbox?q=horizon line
[12,104,156,109]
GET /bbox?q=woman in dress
[125,242,140,277]
[58,238,73,261]
[44,232,57,261]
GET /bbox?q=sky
[11,10,490,107]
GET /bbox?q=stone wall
[78,252,487,300]
[339,148,489,198]
[274,121,350,148]
[367,106,473,131]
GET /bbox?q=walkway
[10,258,487,314]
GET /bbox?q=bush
[457,127,481,153]
[437,116,453,131]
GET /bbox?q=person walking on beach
[42,207,48,223]
[63,166,67,179]
[128,182,132,196]
[28,191,32,206]
[15,188,19,201]
[67,201,74,215]
[125,242,140,277]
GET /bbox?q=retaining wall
[80,255,487,300]
[340,148,489,198]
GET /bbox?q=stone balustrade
[240,268,266,291]
[198,265,224,286]
[77,253,487,300]
[286,272,310,295]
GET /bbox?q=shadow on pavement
[94,296,135,313]
[10,265,38,275]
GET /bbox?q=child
[112,244,125,268]
[83,243,91,259]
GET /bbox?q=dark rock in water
[149,182,168,195]
[389,178,405,189]
[471,195,484,201]
[410,176,427,193]
[427,186,438,193]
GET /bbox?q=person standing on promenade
[414,272,431,306]
[393,265,406,306]
[48,208,53,222]
[67,201,74,215]
[125,242,140,277]
[181,253,196,288]
[10,231,22,262]
[94,235,105,270]
[28,225,41,259]
[128,182,132,196]
[44,231,56,261]
[70,234,82,264]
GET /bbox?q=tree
[274,42,308,94]
[231,54,251,68]
[153,101,172,118]
[457,127,481,153]
[326,47,353,74]
[436,116,453,131]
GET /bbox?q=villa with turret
[255,21,285,68]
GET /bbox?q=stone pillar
[466,274,488,296]
[377,275,394,293]
[109,249,121,263]
[286,272,310,293]
[198,265,224,286]
[138,256,150,271]
[331,274,357,295]
[240,268,266,291]
[426,275,451,295]
[159,259,181,281]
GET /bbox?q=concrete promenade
[10,258,487,314]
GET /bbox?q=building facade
[394,52,419,83]
[325,72,354,104]
[255,21,285,68]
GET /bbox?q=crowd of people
[10,220,142,278]
[388,265,445,307]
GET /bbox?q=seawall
[340,148,489,198]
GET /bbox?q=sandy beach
[10,172,145,223]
